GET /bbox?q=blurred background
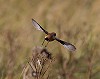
[0,0,100,79]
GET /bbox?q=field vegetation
[0,0,100,79]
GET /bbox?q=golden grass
[0,0,100,79]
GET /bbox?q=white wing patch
[63,44,76,52]
[32,19,43,31]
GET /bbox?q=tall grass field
[0,0,100,79]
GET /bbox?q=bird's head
[52,32,56,36]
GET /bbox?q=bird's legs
[45,41,49,47]
[42,39,45,45]
[42,39,49,47]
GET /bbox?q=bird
[32,19,76,52]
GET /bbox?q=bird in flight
[32,19,76,52]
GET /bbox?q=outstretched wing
[32,19,48,34]
[55,37,76,52]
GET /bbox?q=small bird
[32,19,76,52]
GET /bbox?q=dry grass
[0,0,100,79]
[22,47,53,79]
